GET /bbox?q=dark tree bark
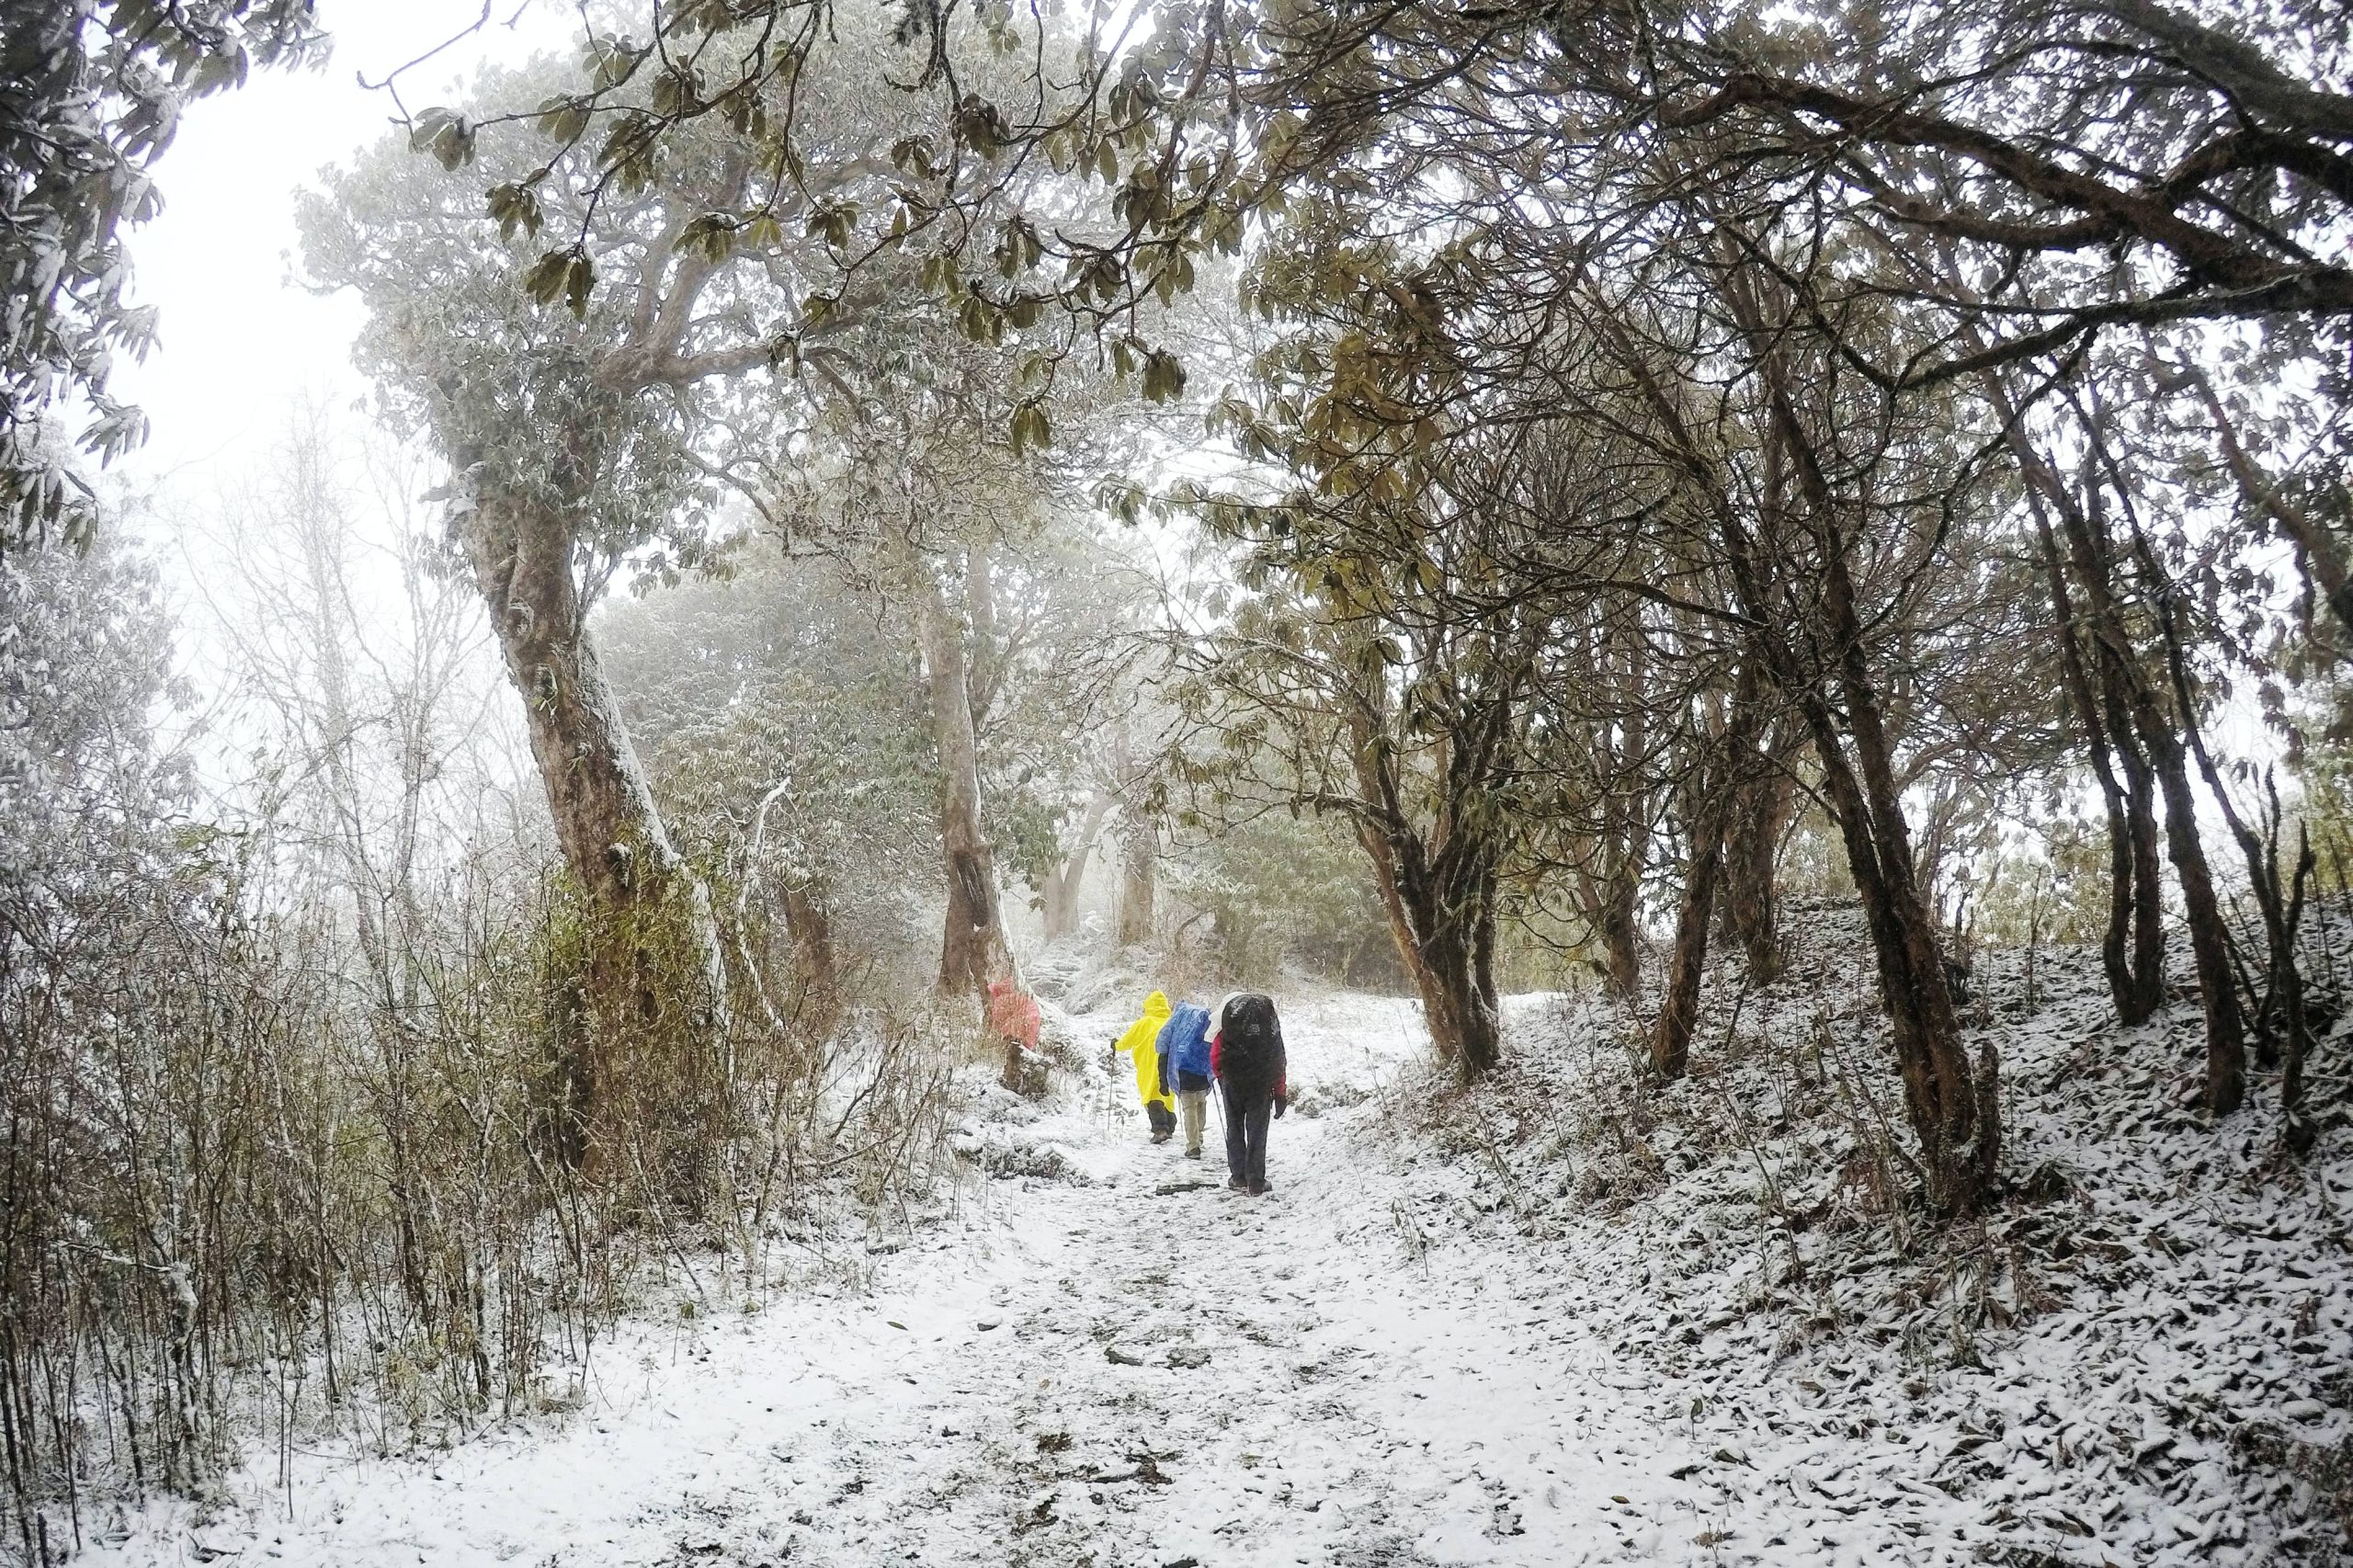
[2145,537,2297,1107]
[1993,381,2173,1028]
[1345,683,1512,1077]
[2143,719,2248,1114]
[1652,804,1728,1080]
[1790,537,1995,1212]
[1592,844,1644,1003]
[2106,701,2171,1026]
[1358,818,1460,1066]
[2020,482,2168,1025]
[2170,683,2312,1108]
[1587,611,1652,1002]
[2024,433,2246,1113]
[1718,722,1795,985]
[1653,667,1765,1078]
[1607,285,1999,1211]
[1360,816,1505,1076]
[459,489,686,910]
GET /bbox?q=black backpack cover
[1219,993,1285,1098]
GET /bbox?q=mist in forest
[4,0,2351,1562]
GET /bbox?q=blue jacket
[1156,1003,1214,1081]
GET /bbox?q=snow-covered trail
[96,997,1730,1568]
[845,1083,1721,1568]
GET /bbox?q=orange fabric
[988,981,1040,1051]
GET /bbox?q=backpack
[1218,993,1284,1097]
[1160,1003,1213,1080]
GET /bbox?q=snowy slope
[1357,915,2353,1566]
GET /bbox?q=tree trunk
[2025,444,2246,1111]
[1595,608,1652,1002]
[1573,817,1645,1000]
[1342,677,1507,1079]
[2141,733,2245,1116]
[1116,812,1156,946]
[1652,808,1728,1081]
[2097,629,2173,1030]
[1606,283,1992,1206]
[916,568,1007,997]
[1757,377,1996,1214]
[1358,819,1458,1064]
[1040,858,1079,942]
[1363,820,1504,1076]
[2137,608,2262,1109]
[459,483,722,1161]
[1597,844,1643,1002]
[460,491,684,908]
[1795,680,1995,1210]
[1422,866,1504,1077]
[2011,424,2168,1026]
[1653,668,1764,1079]
[1041,793,1111,942]
[2170,642,2311,1091]
[781,881,839,1029]
[1719,728,1794,985]
[1422,909,1504,1076]
[1822,580,1991,1207]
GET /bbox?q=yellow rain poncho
[1114,992,1175,1114]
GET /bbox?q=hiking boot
[1227,1176,1247,1192]
[1248,1180,1271,1197]
[1184,1147,1201,1159]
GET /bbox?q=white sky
[104,2,575,813]
[113,0,571,494]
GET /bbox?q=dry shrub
[0,851,952,1564]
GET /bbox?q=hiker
[987,978,1042,1094]
[1155,998,1215,1159]
[1211,992,1287,1195]
[1113,990,1177,1142]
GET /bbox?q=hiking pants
[1222,1083,1272,1188]
[1178,1090,1209,1154]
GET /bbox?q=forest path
[102,999,1722,1568]
[824,1074,1713,1568]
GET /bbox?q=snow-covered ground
[82,991,1712,1568]
[1360,921,2353,1567]
[79,937,2353,1568]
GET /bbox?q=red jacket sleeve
[1210,1034,1222,1080]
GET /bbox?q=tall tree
[920,552,1012,994]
